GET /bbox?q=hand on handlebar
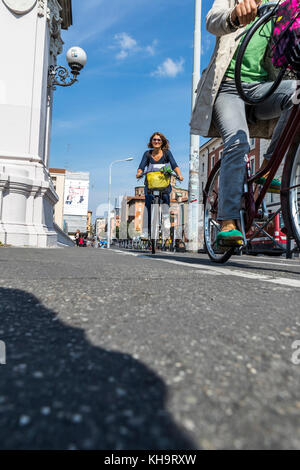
[232,0,262,27]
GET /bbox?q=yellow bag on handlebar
[146,171,171,189]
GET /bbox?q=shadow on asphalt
[0,288,196,450]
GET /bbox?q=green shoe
[216,229,244,248]
[255,176,281,193]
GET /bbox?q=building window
[202,162,205,173]
[211,155,215,169]
[250,138,255,149]
[219,150,223,160]
[250,157,255,175]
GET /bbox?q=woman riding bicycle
[136,132,184,236]
[190,0,297,246]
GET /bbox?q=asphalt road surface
[0,246,299,450]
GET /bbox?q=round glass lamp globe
[66,47,87,68]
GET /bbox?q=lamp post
[187,0,202,252]
[48,47,87,89]
[107,158,134,248]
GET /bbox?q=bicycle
[138,170,181,254]
[204,1,300,264]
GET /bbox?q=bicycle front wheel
[203,161,235,264]
[150,202,160,254]
[281,142,300,249]
[235,5,285,105]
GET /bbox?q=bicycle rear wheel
[203,161,235,263]
[281,142,300,249]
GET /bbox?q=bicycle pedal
[267,188,280,194]
[218,239,244,247]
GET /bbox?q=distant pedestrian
[75,230,80,247]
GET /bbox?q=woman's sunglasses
[152,139,162,142]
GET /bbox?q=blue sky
[50,0,215,218]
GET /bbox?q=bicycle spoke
[212,239,218,249]
[210,219,221,232]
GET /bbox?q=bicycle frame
[245,102,300,233]
[203,100,300,255]
[147,188,169,239]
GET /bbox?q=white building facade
[63,171,90,235]
[0,0,72,247]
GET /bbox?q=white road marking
[113,249,300,269]
[230,258,300,269]
[265,278,300,288]
[111,250,300,288]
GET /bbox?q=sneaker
[216,229,244,248]
[255,176,281,193]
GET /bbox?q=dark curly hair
[147,132,170,151]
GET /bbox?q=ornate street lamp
[48,46,87,90]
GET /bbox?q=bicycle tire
[235,6,285,105]
[203,160,236,264]
[281,141,300,249]
[150,198,160,254]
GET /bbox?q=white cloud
[146,40,158,57]
[114,33,138,59]
[152,58,184,78]
[113,34,158,61]
[116,49,129,60]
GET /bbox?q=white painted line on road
[113,250,139,257]
[113,250,300,269]
[112,250,300,288]
[112,251,221,275]
[265,277,300,287]
[144,257,270,281]
[230,258,300,269]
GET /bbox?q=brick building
[199,137,264,201]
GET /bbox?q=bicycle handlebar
[234,1,287,105]
[137,171,181,181]
[235,2,279,41]
[257,2,279,18]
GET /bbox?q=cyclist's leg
[161,192,171,240]
[251,80,297,161]
[213,81,250,222]
[145,194,152,238]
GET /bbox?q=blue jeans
[212,79,297,221]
